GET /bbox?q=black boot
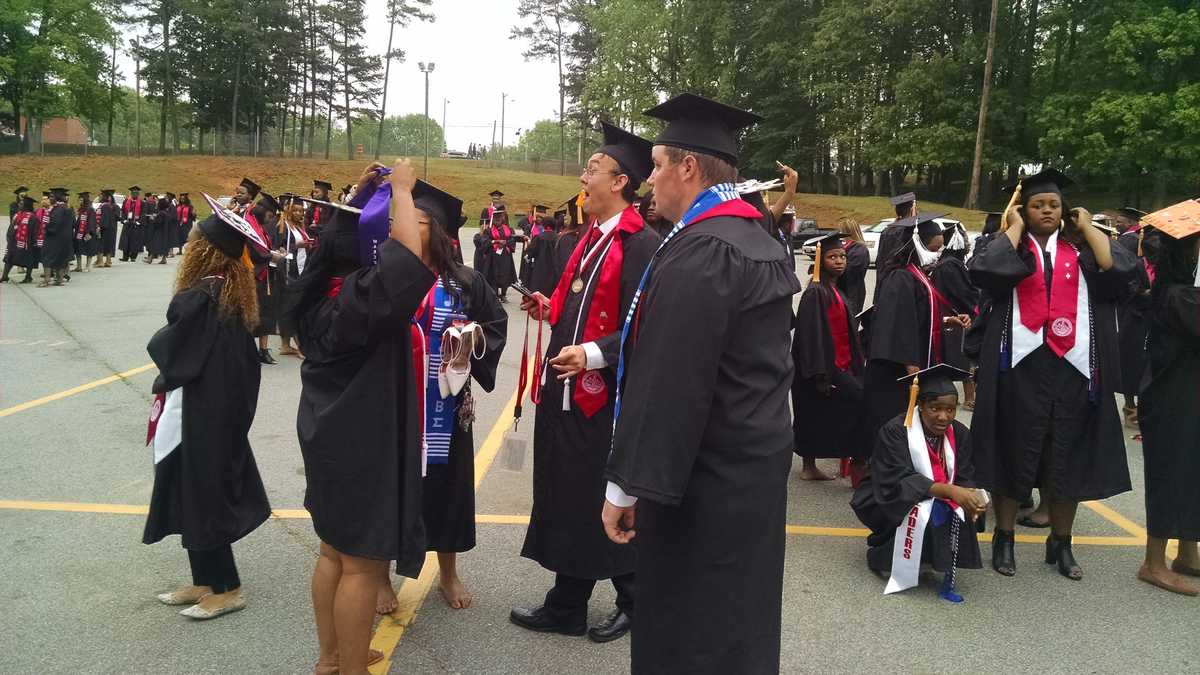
[259,348,277,365]
[992,528,1016,576]
[1045,534,1083,580]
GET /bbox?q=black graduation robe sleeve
[793,284,836,380]
[605,235,743,505]
[869,270,924,367]
[593,230,660,367]
[860,420,935,530]
[932,258,977,316]
[464,268,507,393]
[1162,284,1200,337]
[1077,239,1137,300]
[147,287,219,394]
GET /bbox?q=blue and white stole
[419,278,467,465]
[611,182,741,434]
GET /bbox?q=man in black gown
[511,122,659,644]
[39,188,74,286]
[603,94,802,674]
[1114,206,1150,427]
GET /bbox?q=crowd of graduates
[8,92,1198,675]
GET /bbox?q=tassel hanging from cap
[813,242,822,283]
[240,245,254,274]
[1137,227,1144,257]
[903,375,920,428]
[574,190,585,226]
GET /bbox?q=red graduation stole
[1016,235,1080,357]
[76,210,92,239]
[547,205,645,417]
[926,426,959,510]
[13,212,32,249]
[35,208,48,247]
[826,286,852,371]
[490,224,512,252]
[907,264,952,366]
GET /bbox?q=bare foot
[313,662,338,675]
[438,574,472,609]
[1138,563,1198,596]
[376,582,398,615]
[799,465,835,481]
[195,588,243,612]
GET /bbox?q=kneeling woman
[143,211,272,620]
[852,364,987,594]
[968,169,1135,580]
[288,160,434,675]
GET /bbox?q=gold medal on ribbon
[570,278,584,293]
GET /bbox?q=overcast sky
[117,0,564,152]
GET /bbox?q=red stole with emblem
[13,212,32,249]
[548,205,645,417]
[1016,234,1081,357]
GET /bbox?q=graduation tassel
[575,190,585,226]
[812,242,822,283]
[903,375,919,428]
[938,512,965,603]
[1137,227,1144,257]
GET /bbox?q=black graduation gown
[42,205,75,269]
[872,227,909,301]
[521,223,659,580]
[119,202,143,258]
[422,269,507,552]
[851,418,983,573]
[3,215,15,265]
[146,209,172,257]
[99,203,118,256]
[175,205,195,248]
[931,254,977,371]
[471,232,487,271]
[1138,283,1200,540]
[250,242,279,338]
[74,207,100,257]
[791,282,864,458]
[478,227,518,290]
[606,215,802,675]
[967,235,1135,501]
[518,221,539,285]
[861,265,946,460]
[837,239,870,315]
[529,231,580,297]
[295,240,435,576]
[1115,231,1151,398]
[142,278,271,550]
[7,211,37,268]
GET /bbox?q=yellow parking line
[0,363,157,418]
[367,384,521,674]
[1081,500,1148,540]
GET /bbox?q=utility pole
[966,0,1000,210]
[133,40,141,158]
[442,98,449,152]
[418,62,435,179]
[500,92,508,160]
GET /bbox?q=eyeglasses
[583,167,620,178]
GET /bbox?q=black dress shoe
[509,606,586,636]
[259,348,278,365]
[992,528,1016,576]
[1045,534,1083,580]
[587,609,632,643]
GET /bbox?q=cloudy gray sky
[117,0,565,153]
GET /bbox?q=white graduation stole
[1009,230,1091,379]
[884,415,962,595]
[150,388,184,464]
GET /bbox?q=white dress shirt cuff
[582,341,606,370]
[606,481,638,507]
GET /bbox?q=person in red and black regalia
[97,189,119,267]
[511,122,660,645]
[72,191,99,272]
[602,94,802,675]
[32,193,50,274]
[40,188,75,286]
[307,179,335,241]
[119,185,145,262]
[968,168,1135,581]
[174,193,196,256]
[2,195,37,283]
[233,177,286,365]
[791,232,866,480]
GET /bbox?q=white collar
[594,210,622,236]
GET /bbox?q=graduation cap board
[898,363,972,428]
[314,180,333,192]
[489,190,504,198]
[597,121,654,187]
[1142,200,1200,240]
[1118,207,1147,220]
[14,186,28,195]
[809,233,844,283]
[412,179,465,240]
[735,178,784,194]
[890,192,916,207]
[201,192,271,253]
[644,93,763,165]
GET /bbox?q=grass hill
[0,154,993,227]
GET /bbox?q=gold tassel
[1137,227,1144,257]
[240,245,253,274]
[903,375,920,428]
[575,190,585,226]
[813,242,822,282]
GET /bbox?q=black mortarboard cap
[14,186,28,195]
[890,211,946,232]
[20,196,34,209]
[489,190,504,198]
[128,185,141,192]
[1118,206,1147,220]
[198,214,250,259]
[889,192,917,207]
[314,179,333,192]
[1007,168,1074,200]
[41,191,50,197]
[77,191,91,199]
[51,187,68,199]
[810,232,845,251]
[597,121,654,187]
[412,179,465,239]
[240,177,261,196]
[534,203,549,212]
[644,93,763,164]
[897,363,972,399]
[258,192,281,213]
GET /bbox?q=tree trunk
[107,41,116,146]
[1152,170,1168,210]
[343,30,353,161]
[966,0,1000,209]
[230,54,242,155]
[158,7,169,154]
[556,12,565,176]
[375,6,396,161]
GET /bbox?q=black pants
[544,572,635,623]
[187,545,241,594]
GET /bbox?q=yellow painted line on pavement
[476,513,531,525]
[367,383,522,675]
[1082,500,1148,540]
[0,500,150,515]
[0,362,157,418]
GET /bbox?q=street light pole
[442,98,449,153]
[418,62,435,179]
[500,92,507,160]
